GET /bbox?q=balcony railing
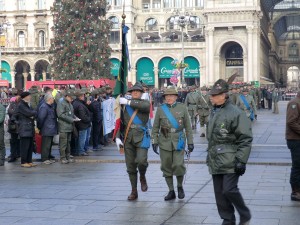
[1,46,49,53]
[281,57,300,63]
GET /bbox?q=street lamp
[170,11,194,88]
[0,21,11,80]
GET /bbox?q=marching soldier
[197,86,211,137]
[207,79,252,225]
[152,86,194,201]
[236,87,257,121]
[185,85,199,129]
[115,82,151,201]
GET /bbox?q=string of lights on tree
[49,0,112,80]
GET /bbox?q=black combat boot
[200,133,205,137]
[164,190,176,201]
[178,187,185,199]
[128,188,138,201]
[140,175,148,192]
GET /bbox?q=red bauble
[83,43,87,48]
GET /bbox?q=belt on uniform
[130,124,142,129]
[160,127,181,133]
[189,103,197,105]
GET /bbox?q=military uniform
[229,85,239,105]
[116,82,150,201]
[29,86,40,110]
[236,88,257,120]
[207,79,252,225]
[152,86,194,200]
[272,88,279,114]
[185,86,199,129]
[197,86,211,137]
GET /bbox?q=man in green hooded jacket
[207,79,253,225]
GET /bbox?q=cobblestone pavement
[0,101,299,225]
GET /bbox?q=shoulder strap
[123,109,138,144]
[161,104,179,129]
[200,94,209,107]
[240,95,251,111]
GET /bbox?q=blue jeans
[77,129,88,154]
[287,140,300,189]
[85,126,91,151]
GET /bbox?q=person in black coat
[37,93,58,164]
[72,90,91,156]
[89,90,102,151]
[16,92,37,168]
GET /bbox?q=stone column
[199,65,205,87]
[11,72,15,88]
[252,25,259,82]
[154,67,159,88]
[247,26,253,82]
[150,0,153,8]
[23,72,28,90]
[42,71,47,81]
[208,27,215,85]
[30,70,35,81]
[243,55,248,83]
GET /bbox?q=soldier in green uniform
[229,85,239,105]
[185,85,199,130]
[272,88,280,114]
[29,86,40,110]
[197,86,211,137]
[115,82,150,201]
[236,88,257,121]
[207,79,252,225]
[152,86,194,201]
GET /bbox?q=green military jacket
[229,92,239,105]
[206,100,253,175]
[197,93,211,116]
[152,102,193,151]
[30,92,40,110]
[272,90,279,103]
[185,92,199,111]
[236,94,257,118]
[119,99,150,146]
[56,98,75,133]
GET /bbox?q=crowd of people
[2,85,115,167]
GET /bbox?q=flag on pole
[113,17,130,140]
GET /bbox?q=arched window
[289,43,299,59]
[18,31,25,47]
[109,16,119,29]
[166,17,179,30]
[37,0,44,9]
[145,18,158,31]
[188,16,202,29]
[39,30,45,47]
[108,16,120,44]
[226,44,243,59]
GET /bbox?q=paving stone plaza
[0,101,299,225]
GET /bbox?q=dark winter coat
[7,101,20,134]
[72,99,91,131]
[206,100,253,175]
[37,103,58,136]
[90,99,102,122]
[16,100,37,138]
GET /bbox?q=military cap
[74,89,85,97]
[209,79,229,95]
[242,87,249,92]
[65,89,75,97]
[200,86,208,91]
[105,85,112,90]
[20,91,31,99]
[91,89,99,96]
[81,87,90,94]
[163,86,178,96]
[127,82,144,93]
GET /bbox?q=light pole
[0,21,11,80]
[170,11,194,88]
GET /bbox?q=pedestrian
[197,86,211,137]
[185,85,199,130]
[17,92,37,168]
[7,89,21,162]
[56,90,77,164]
[72,90,91,156]
[285,91,300,201]
[115,82,151,201]
[151,86,194,201]
[37,93,58,165]
[89,89,103,151]
[266,88,273,110]
[207,79,252,225]
[0,101,5,166]
[236,87,257,121]
[273,88,279,114]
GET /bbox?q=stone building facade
[0,0,299,89]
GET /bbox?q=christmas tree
[49,0,112,80]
